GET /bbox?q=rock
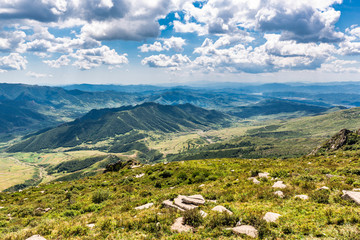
[162,200,184,211]
[200,210,208,218]
[326,174,336,178]
[295,195,309,200]
[342,190,360,205]
[171,217,193,233]
[211,205,233,215]
[274,191,285,198]
[169,187,175,189]
[253,178,260,184]
[232,225,258,238]
[272,181,287,189]
[263,212,281,223]
[258,172,270,178]
[199,184,205,188]
[40,191,45,194]
[353,188,360,192]
[26,235,47,240]
[0,207,4,209]
[87,223,95,228]
[208,199,217,203]
[319,186,330,190]
[135,173,145,178]
[182,195,205,205]
[135,203,154,210]
[174,195,198,210]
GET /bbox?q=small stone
[253,178,260,184]
[295,195,309,200]
[272,181,287,189]
[26,235,47,240]
[169,186,175,189]
[200,210,208,218]
[171,217,193,233]
[319,186,330,190]
[263,212,281,223]
[232,225,258,238]
[258,172,270,178]
[199,184,205,187]
[87,223,95,228]
[40,191,45,194]
[342,190,360,205]
[135,173,145,178]
[274,191,285,198]
[207,199,217,203]
[211,205,233,215]
[0,207,4,209]
[135,203,154,210]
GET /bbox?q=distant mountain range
[8,103,230,152]
[1,82,360,141]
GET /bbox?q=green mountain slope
[8,103,230,153]
[1,154,360,239]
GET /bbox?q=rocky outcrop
[163,195,205,211]
[310,128,360,155]
[104,159,140,173]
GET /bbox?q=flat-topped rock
[135,202,154,210]
[182,195,205,205]
[232,225,258,238]
[211,205,233,215]
[26,235,47,240]
[274,191,284,198]
[342,190,360,205]
[171,217,193,233]
[272,181,287,189]
[174,196,198,210]
[258,172,270,178]
[162,199,184,211]
[295,195,309,200]
[263,212,281,223]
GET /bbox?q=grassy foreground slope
[1,152,360,239]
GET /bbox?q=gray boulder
[263,212,281,223]
[342,190,360,205]
[232,225,258,238]
[211,205,233,215]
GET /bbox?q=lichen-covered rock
[274,191,285,198]
[135,202,154,210]
[232,225,258,238]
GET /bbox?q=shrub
[205,212,238,228]
[92,189,110,204]
[311,189,330,204]
[183,209,204,227]
[159,170,173,178]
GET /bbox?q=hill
[7,103,230,153]
[1,153,360,239]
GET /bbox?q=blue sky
[1,0,360,85]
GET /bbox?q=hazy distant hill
[8,103,230,152]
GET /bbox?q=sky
[0,0,360,85]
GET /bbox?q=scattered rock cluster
[163,195,205,212]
